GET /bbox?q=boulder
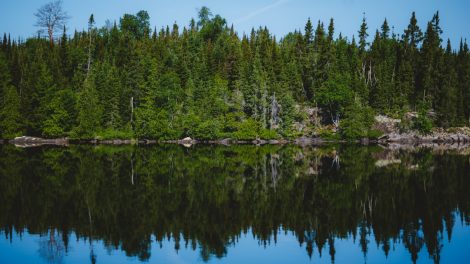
[219,138,232,145]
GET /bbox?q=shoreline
[2,133,470,148]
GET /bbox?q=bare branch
[34,0,70,46]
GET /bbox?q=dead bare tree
[34,0,69,47]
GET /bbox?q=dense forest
[0,4,469,140]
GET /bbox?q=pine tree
[0,85,22,138]
[401,12,423,107]
[358,14,369,54]
[74,76,102,138]
[42,89,75,137]
[419,12,443,106]
[304,18,313,45]
[0,53,22,138]
[457,41,470,124]
[404,12,423,48]
[435,39,457,127]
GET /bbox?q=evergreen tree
[304,18,313,45]
[42,89,75,137]
[358,14,369,54]
[419,12,443,105]
[457,41,470,124]
[435,40,458,127]
[0,53,22,138]
[74,76,102,138]
[0,85,22,138]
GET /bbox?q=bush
[413,102,433,135]
[193,119,221,140]
[367,129,383,139]
[232,119,260,140]
[259,128,278,140]
[414,114,433,134]
[95,128,134,140]
[318,128,341,140]
[340,101,375,140]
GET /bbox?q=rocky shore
[3,129,470,148]
[376,128,470,144]
[3,115,470,148]
[373,115,470,144]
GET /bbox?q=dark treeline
[1,6,470,140]
[0,144,469,263]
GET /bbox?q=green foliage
[0,9,469,140]
[42,89,75,138]
[232,119,260,140]
[316,72,353,122]
[317,128,341,140]
[120,10,150,39]
[229,118,278,140]
[414,106,434,134]
[367,129,383,139]
[72,77,102,138]
[95,128,134,140]
[193,119,221,140]
[0,86,22,138]
[340,101,376,140]
[0,53,22,138]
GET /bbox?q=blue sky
[1,0,469,47]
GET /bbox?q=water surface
[0,144,469,263]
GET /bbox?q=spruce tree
[438,40,457,127]
[358,14,369,54]
[0,85,22,138]
[74,76,102,138]
[0,53,22,138]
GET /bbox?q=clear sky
[1,0,469,47]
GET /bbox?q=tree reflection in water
[0,144,469,263]
[38,229,65,264]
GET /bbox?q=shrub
[414,114,433,134]
[367,129,383,139]
[340,101,375,140]
[95,128,134,140]
[193,119,221,140]
[413,102,433,135]
[232,119,260,140]
[319,129,341,140]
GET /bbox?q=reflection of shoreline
[379,142,470,154]
[4,136,470,149]
[0,144,469,263]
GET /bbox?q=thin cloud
[234,0,292,23]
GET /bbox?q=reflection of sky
[1,217,469,264]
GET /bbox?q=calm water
[0,144,469,264]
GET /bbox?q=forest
[0,4,469,140]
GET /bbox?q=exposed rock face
[374,114,470,143]
[10,136,69,147]
[379,130,470,143]
[374,115,401,134]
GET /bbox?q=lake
[0,144,469,264]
